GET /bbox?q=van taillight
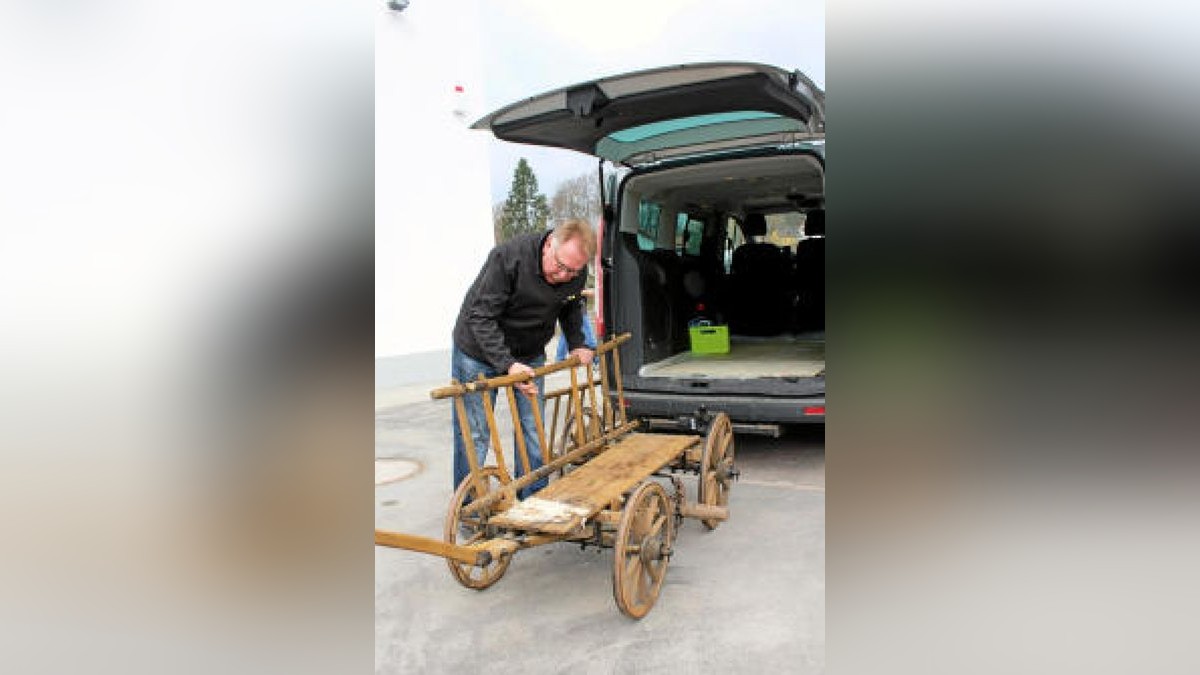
[594,215,605,338]
[804,406,825,416]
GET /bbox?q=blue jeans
[451,347,547,500]
[556,312,597,361]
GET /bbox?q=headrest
[804,209,825,236]
[741,213,767,238]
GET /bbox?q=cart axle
[677,503,729,522]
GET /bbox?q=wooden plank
[489,432,698,535]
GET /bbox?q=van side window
[637,200,661,251]
[675,212,704,256]
[723,216,744,273]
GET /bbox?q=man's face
[542,235,589,284]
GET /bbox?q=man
[451,219,597,499]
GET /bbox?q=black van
[473,62,824,433]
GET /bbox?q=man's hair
[552,218,597,259]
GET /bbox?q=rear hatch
[471,62,824,166]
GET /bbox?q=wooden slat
[547,395,562,462]
[598,351,614,431]
[506,386,532,476]
[584,365,602,442]
[529,386,549,467]
[612,348,627,426]
[489,432,698,535]
[479,388,511,483]
[569,366,585,448]
[453,390,484,492]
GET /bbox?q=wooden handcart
[374,333,737,619]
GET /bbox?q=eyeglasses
[551,242,586,276]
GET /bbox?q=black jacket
[453,232,587,372]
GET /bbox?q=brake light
[594,215,606,338]
[803,406,825,416]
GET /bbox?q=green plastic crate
[689,324,730,354]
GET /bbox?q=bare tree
[548,173,601,227]
[492,200,505,244]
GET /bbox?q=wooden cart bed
[488,432,699,535]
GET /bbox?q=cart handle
[374,529,519,567]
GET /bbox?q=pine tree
[498,158,549,243]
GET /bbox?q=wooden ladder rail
[429,333,633,511]
[542,333,631,454]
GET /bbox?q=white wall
[375,0,493,358]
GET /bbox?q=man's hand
[507,362,538,398]
[569,347,595,368]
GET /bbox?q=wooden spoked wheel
[555,409,596,475]
[612,481,675,619]
[556,409,597,452]
[697,412,735,530]
[444,467,511,590]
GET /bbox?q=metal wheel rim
[697,413,734,530]
[444,466,512,590]
[612,481,673,619]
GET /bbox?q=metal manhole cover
[375,458,422,485]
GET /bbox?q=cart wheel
[555,409,595,475]
[612,481,674,619]
[557,409,596,452]
[697,412,735,530]
[444,467,511,590]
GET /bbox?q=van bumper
[621,391,825,425]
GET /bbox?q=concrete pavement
[375,355,824,674]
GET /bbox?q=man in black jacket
[451,219,596,499]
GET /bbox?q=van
[473,62,824,432]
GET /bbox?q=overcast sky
[474,0,825,205]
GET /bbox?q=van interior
[609,152,824,395]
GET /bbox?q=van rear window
[637,201,661,251]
